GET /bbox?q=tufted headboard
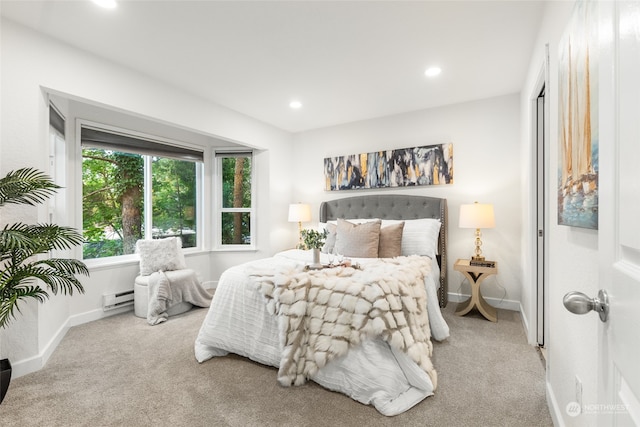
[319,194,448,307]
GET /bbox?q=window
[49,104,66,224]
[81,125,202,260]
[217,152,254,247]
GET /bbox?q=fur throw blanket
[251,255,437,388]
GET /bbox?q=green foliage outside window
[152,158,197,247]
[221,156,252,245]
[82,148,197,259]
[82,149,144,258]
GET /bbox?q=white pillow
[136,237,187,276]
[320,222,337,253]
[397,218,441,258]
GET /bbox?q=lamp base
[471,255,485,261]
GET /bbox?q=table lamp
[288,203,311,248]
[459,202,495,261]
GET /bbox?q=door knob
[563,289,609,322]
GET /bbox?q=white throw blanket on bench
[251,255,437,388]
[147,269,213,325]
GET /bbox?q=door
[598,1,640,425]
[536,83,547,347]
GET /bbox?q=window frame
[77,119,204,265]
[214,150,256,251]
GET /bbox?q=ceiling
[1,1,545,133]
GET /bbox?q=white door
[598,1,640,425]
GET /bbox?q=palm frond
[0,224,84,263]
[36,258,90,277]
[34,273,85,296]
[0,168,60,207]
[0,223,41,252]
[26,224,85,250]
[2,264,86,296]
[0,285,49,328]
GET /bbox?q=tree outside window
[220,154,252,246]
[82,145,198,260]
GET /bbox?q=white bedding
[194,250,449,416]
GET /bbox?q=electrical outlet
[575,375,583,409]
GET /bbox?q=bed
[195,194,449,416]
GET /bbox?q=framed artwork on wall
[557,0,598,229]
[324,143,453,191]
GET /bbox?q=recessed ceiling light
[424,67,442,77]
[289,101,302,109]
[92,0,117,9]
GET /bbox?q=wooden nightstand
[454,259,498,322]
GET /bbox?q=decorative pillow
[136,237,187,276]
[399,218,441,258]
[378,221,405,258]
[321,217,441,257]
[320,222,337,253]
[334,218,381,258]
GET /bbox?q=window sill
[84,255,139,272]
[84,248,211,271]
[210,246,258,253]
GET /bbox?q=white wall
[291,94,523,309]
[0,19,296,376]
[520,2,605,426]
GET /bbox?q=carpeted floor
[0,303,552,427]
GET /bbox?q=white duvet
[194,250,449,416]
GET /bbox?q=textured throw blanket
[147,269,213,325]
[251,255,437,388]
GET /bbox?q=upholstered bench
[133,274,193,318]
[134,237,210,324]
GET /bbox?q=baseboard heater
[103,290,134,311]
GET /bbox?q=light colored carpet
[0,303,552,426]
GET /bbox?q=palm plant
[0,168,88,329]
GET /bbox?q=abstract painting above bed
[324,143,453,191]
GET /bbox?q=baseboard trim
[518,301,535,345]
[546,379,565,427]
[447,292,521,312]
[9,353,44,380]
[10,305,134,379]
[68,305,133,328]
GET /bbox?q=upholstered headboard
[319,194,448,307]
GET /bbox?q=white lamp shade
[459,203,495,229]
[288,203,312,223]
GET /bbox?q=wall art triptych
[324,143,453,191]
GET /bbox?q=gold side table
[454,259,498,322]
